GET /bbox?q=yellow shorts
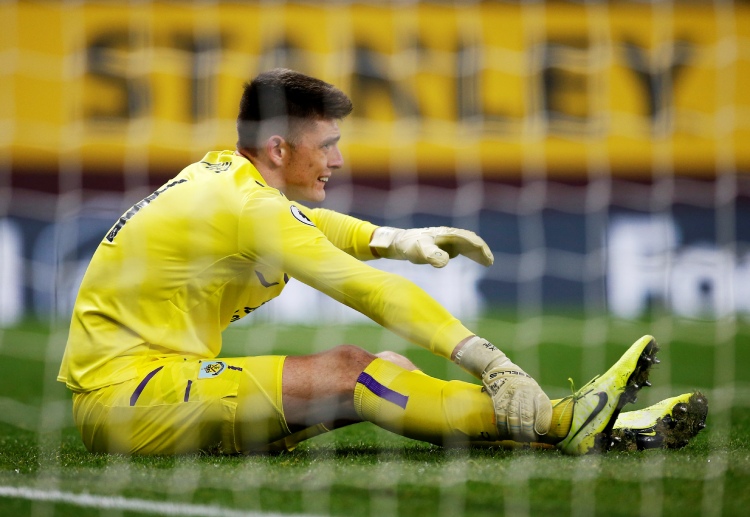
[72,355,291,455]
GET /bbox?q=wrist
[453,336,516,379]
[369,226,401,251]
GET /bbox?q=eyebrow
[321,134,341,147]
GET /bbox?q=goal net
[1,1,748,516]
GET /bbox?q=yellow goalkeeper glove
[455,336,552,442]
[369,226,494,268]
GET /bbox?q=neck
[235,149,285,193]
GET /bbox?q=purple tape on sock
[356,371,409,409]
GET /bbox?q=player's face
[282,119,343,202]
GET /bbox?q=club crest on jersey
[198,361,226,378]
[290,205,315,226]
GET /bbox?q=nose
[328,145,344,169]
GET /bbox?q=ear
[265,135,287,167]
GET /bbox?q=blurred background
[0,0,748,326]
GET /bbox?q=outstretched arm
[308,208,494,268]
[244,197,547,442]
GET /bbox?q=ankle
[540,398,574,443]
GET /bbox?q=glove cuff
[453,336,515,379]
[369,227,402,253]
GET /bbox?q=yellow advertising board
[1,1,748,177]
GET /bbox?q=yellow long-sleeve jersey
[58,151,473,392]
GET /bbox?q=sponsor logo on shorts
[198,361,226,378]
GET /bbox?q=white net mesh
[1,1,749,516]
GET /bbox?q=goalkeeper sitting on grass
[58,69,706,456]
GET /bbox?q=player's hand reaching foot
[369,226,494,268]
[454,336,552,442]
[483,364,552,442]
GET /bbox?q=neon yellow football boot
[556,335,660,455]
[609,392,708,451]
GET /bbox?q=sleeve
[307,208,379,260]
[238,194,473,359]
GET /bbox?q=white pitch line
[0,485,323,517]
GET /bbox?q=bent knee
[375,351,418,371]
[329,344,376,365]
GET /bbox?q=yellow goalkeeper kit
[58,150,475,453]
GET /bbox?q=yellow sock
[353,358,499,446]
[544,397,574,441]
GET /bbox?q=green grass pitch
[1,315,749,516]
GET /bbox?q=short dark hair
[237,68,353,150]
